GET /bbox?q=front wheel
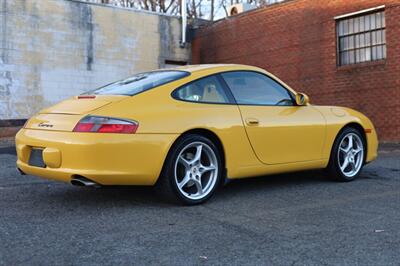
[327,127,365,181]
[155,134,222,205]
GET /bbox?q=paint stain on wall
[82,5,94,71]
[68,2,95,71]
[0,70,12,97]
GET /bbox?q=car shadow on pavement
[224,170,328,191]
[44,170,331,207]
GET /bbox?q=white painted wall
[0,0,190,119]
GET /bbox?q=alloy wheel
[337,133,364,178]
[174,142,219,200]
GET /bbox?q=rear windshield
[84,70,190,96]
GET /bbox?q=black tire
[327,127,366,182]
[155,134,223,205]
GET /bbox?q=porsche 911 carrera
[16,64,378,204]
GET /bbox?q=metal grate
[337,10,386,66]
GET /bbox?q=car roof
[167,64,298,95]
[168,64,263,74]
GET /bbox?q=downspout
[180,0,187,47]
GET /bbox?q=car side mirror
[295,93,310,106]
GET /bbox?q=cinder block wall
[192,0,400,142]
[0,0,189,120]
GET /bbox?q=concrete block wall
[0,0,190,120]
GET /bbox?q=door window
[221,71,294,106]
[173,75,230,103]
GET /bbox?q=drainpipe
[180,0,187,47]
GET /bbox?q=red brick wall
[192,0,400,142]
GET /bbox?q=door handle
[245,118,259,126]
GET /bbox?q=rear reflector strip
[77,95,96,99]
[365,129,372,133]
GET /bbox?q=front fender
[314,106,378,163]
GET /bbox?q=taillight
[77,95,96,99]
[73,116,138,134]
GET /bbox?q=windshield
[84,70,190,96]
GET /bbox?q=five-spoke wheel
[338,133,364,178]
[175,142,218,200]
[328,127,365,181]
[156,134,222,205]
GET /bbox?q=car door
[221,71,326,165]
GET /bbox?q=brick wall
[192,0,400,142]
[0,0,189,121]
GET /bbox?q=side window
[221,71,294,106]
[173,75,230,103]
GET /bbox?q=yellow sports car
[16,64,378,204]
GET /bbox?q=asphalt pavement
[0,145,399,265]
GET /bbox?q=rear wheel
[155,134,222,205]
[327,127,365,181]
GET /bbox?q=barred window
[337,10,386,66]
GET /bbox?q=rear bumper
[15,129,178,185]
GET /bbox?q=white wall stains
[0,0,190,119]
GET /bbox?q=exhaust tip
[17,168,26,175]
[70,179,86,186]
[71,176,100,188]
